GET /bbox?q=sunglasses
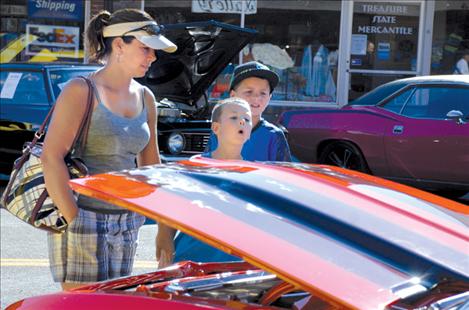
[122,24,165,37]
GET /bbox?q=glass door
[343,0,426,101]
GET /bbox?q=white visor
[102,21,177,53]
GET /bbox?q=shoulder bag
[1,76,94,233]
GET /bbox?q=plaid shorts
[47,208,146,283]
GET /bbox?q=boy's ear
[212,121,221,136]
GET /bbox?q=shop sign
[377,42,391,60]
[26,24,79,58]
[28,0,83,21]
[355,3,416,36]
[351,34,367,55]
[192,0,257,14]
[356,3,419,15]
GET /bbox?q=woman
[41,8,176,290]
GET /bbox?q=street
[0,207,158,309]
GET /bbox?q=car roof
[70,158,469,309]
[349,75,469,106]
[397,74,469,84]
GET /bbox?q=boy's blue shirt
[174,119,292,263]
[207,118,292,162]
[174,152,241,263]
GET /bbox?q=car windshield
[49,69,96,98]
[349,81,407,106]
[0,71,47,104]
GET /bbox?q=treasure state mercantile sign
[354,2,419,36]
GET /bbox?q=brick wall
[90,0,142,15]
[90,0,105,16]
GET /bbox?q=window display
[240,1,341,104]
[145,0,341,104]
[431,1,469,74]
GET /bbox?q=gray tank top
[77,81,150,213]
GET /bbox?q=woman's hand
[64,207,79,225]
[156,224,176,268]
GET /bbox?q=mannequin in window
[363,41,375,68]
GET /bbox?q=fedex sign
[26,24,79,57]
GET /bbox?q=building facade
[1,0,468,107]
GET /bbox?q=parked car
[280,75,469,196]
[0,63,100,177]
[0,21,256,177]
[7,157,468,309]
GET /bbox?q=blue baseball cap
[230,61,279,93]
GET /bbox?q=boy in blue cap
[206,61,291,162]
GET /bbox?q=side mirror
[445,110,466,124]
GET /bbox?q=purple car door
[382,85,469,186]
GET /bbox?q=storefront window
[0,0,84,63]
[431,1,469,74]
[244,1,341,104]
[145,0,341,105]
[351,2,420,72]
[348,1,421,101]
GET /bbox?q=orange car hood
[69,158,469,309]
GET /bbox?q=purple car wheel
[318,141,370,173]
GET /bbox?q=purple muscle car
[280,75,469,197]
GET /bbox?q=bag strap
[26,76,94,154]
[70,76,94,156]
[28,103,55,147]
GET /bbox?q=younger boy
[206,61,292,162]
[204,97,253,160]
[156,97,252,266]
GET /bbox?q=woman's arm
[137,86,160,167]
[156,224,176,268]
[41,78,91,224]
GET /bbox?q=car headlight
[167,132,185,155]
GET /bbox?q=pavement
[0,207,158,309]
